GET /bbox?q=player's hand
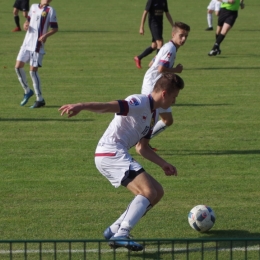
[23,22,29,31]
[38,35,47,43]
[59,104,82,118]
[240,3,245,9]
[174,64,183,73]
[139,28,144,35]
[162,163,177,176]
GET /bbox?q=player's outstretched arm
[165,12,174,27]
[158,63,183,74]
[136,138,177,176]
[59,101,120,118]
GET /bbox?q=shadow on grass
[161,150,260,155]
[186,66,260,70]
[174,103,231,107]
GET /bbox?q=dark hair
[153,74,184,93]
[173,21,190,32]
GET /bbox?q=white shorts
[207,0,221,11]
[16,47,44,67]
[94,142,143,188]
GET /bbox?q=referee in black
[134,0,174,69]
[12,0,30,32]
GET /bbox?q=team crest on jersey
[129,98,140,106]
[42,11,47,17]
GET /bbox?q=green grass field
[0,0,260,252]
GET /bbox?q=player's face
[161,89,180,109]
[41,0,52,6]
[172,28,189,48]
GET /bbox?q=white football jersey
[21,4,58,53]
[141,41,177,95]
[99,94,158,150]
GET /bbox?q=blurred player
[134,0,174,69]
[141,22,190,146]
[15,0,58,108]
[12,0,30,32]
[208,0,245,56]
[59,74,184,251]
[205,0,221,31]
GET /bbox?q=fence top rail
[0,238,260,243]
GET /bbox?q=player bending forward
[59,74,184,251]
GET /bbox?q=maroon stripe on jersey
[50,22,58,28]
[95,153,116,157]
[117,100,129,116]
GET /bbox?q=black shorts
[149,21,163,42]
[218,8,238,27]
[121,168,144,187]
[13,0,29,12]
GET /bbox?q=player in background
[205,0,221,31]
[134,0,174,69]
[12,0,30,32]
[141,22,190,147]
[59,74,184,251]
[15,0,58,108]
[208,0,245,56]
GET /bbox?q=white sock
[151,120,167,139]
[30,71,43,101]
[207,13,213,27]
[109,201,153,234]
[15,68,30,94]
[114,195,150,237]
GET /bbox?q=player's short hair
[153,73,184,94]
[172,21,190,32]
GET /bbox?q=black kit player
[134,0,174,69]
[12,0,30,32]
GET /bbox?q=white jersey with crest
[21,4,58,54]
[141,41,177,95]
[98,94,158,150]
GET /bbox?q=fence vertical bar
[39,241,42,260]
[24,241,27,260]
[215,240,218,260]
[83,241,86,260]
[201,240,204,260]
[69,241,72,260]
[98,240,101,260]
[171,240,175,260]
[186,240,189,260]
[245,240,247,260]
[9,242,12,260]
[230,240,233,260]
[54,241,57,260]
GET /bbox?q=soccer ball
[188,205,216,232]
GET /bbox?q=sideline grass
[0,0,260,243]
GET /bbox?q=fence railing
[0,238,259,260]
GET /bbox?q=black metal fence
[0,238,259,260]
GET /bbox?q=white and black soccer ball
[188,205,216,232]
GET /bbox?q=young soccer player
[15,0,58,108]
[205,0,221,31]
[134,0,174,69]
[12,0,30,32]
[141,22,190,143]
[208,0,245,56]
[59,74,184,251]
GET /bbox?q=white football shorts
[17,47,44,67]
[207,0,221,11]
[94,142,143,188]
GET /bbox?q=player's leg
[15,50,34,105]
[29,52,46,108]
[206,9,214,30]
[12,7,21,32]
[151,108,173,139]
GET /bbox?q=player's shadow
[174,103,231,107]
[185,66,260,70]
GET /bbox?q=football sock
[30,71,43,101]
[15,68,30,94]
[216,34,225,46]
[207,13,213,28]
[151,120,167,139]
[14,15,20,28]
[215,34,218,40]
[138,46,154,60]
[114,195,150,237]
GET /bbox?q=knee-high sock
[114,195,150,237]
[151,120,167,139]
[30,71,43,101]
[207,13,213,27]
[14,15,20,28]
[15,68,30,94]
[109,200,152,234]
[138,46,154,60]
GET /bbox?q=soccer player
[59,74,184,251]
[134,0,174,69]
[141,22,190,144]
[15,0,58,108]
[12,0,30,32]
[205,0,221,31]
[208,0,245,56]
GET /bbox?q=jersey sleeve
[164,0,169,12]
[49,8,58,28]
[157,44,176,68]
[145,0,153,11]
[117,96,144,116]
